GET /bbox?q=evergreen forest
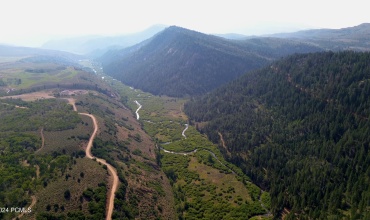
[101,26,322,97]
[184,51,370,219]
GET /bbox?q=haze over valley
[1,1,370,219]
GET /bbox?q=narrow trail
[35,127,45,153]
[13,196,36,220]
[181,124,188,139]
[68,99,118,220]
[218,132,231,157]
[134,100,142,120]
[217,132,227,150]
[66,98,77,111]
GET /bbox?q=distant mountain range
[41,25,167,56]
[6,23,370,98]
[100,26,323,97]
[0,44,81,59]
[267,23,370,51]
[0,44,84,68]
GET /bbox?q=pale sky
[1,0,369,47]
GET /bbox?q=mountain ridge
[266,23,370,51]
[100,26,323,97]
[184,51,370,219]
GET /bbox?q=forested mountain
[184,51,370,219]
[42,25,166,56]
[269,23,370,51]
[100,26,322,97]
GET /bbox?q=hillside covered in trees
[100,26,322,97]
[184,51,370,219]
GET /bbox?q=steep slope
[101,26,322,97]
[184,51,370,219]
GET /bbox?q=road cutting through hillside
[68,99,118,220]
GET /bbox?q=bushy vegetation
[161,153,267,219]
[0,98,80,131]
[109,79,270,219]
[0,98,82,219]
[83,183,107,219]
[0,132,75,220]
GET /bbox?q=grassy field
[0,63,79,89]
[103,73,272,219]
[0,57,114,98]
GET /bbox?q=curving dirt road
[79,113,118,220]
[67,98,118,220]
[13,196,36,220]
[66,98,77,111]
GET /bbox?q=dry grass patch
[1,90,55,101]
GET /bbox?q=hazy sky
[1,0,369,47]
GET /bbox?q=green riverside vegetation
[108,76,272,219]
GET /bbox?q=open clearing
[0,90,55,101]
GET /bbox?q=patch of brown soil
[1,91,55,101]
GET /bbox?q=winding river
[134,100,142,120]
[182,124,188,139]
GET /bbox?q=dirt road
[67,98,118,220]
[66,98,77,111]
[78,112,119,220]
[13,196,36,220]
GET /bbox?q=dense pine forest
[184,51,370,219]
[101,26,322,97]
